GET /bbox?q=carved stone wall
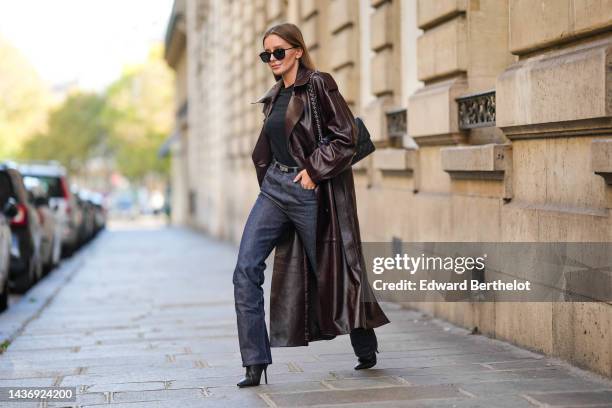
[167,0,612,379]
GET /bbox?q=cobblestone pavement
[1,218,611,407]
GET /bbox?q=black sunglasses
[259,47,299,63]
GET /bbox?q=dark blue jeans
[232,160,377,367]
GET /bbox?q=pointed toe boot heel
[354,350,378,370]
[237,364,269,387]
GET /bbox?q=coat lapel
[252,65,313,113]
[251,65,313,170]
[252,78,282,106]
[252,77,305,149]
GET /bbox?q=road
[0,217,611,407]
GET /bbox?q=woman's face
[262,34,303,77]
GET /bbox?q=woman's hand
[293,169,317,189]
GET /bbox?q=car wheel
[0,278,8,312]
[12,256,35,294]
[62,242,75,258]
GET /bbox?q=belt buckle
[278,163,288,172]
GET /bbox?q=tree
[16,41,173,186]
[102,42,174,182]
[0,36,51,158]
[20,92,109,174]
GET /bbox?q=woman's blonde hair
[262,23,316,81]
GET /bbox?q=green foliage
[20,92,109,174]
[15,41,174,182]
[0,36,51,158]
[102,43,173,182]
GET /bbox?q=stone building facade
[164,0,612,378]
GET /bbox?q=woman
[233,22,390,388]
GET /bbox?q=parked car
[0,163,44,293]
[80,190,106,235]
[22,176,62,273]
[73,188,96,244]
[0,181,18,311]
[90,192,107,234]
[17,162,82,256]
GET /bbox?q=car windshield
[22,175,63,198]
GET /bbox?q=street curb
[0,229,107,354]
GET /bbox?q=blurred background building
[164,0,612,378]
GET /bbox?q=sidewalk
[0,219,611,407]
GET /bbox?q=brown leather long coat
[251,63,389,347]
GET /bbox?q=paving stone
[82,393,268,408]
[172,370,338,387]
[460,378,608,397]
[0,366,79,379]
[58,365,247,385]
[265,384,466,406]
[398,367,574,386]
[0,377,56,387]
[74,391,108,404]
[171,379,330,395]
[111,388,207,403]
[312,394,537,408]
[76,360,210,375]
[316,346,510,362]
[523,390,612,406]
[323,375,407,389]
[328,363,492,380]
[480,359,559,370]
[84,381,167,393]
[0,402,40,407]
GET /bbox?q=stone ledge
[441,143,508,172]
[363,95,395,143]
[592,139,612,185]
[371,47,396,97]
[417,0,467,30]
[408,76,468,143]
[301,14,319,49]
[266,0,283,21]
[499,117,612,140]
[441,143,513,199]
[497,38,612,139]
[373,147,418,171]
[370,0,388,9]
[299,0,317,20]
[370,1,394,52]
[509,0,612,55]
[416,15,467,82]
[329,0,355,35]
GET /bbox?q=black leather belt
[271,158,301,173]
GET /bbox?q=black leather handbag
[307,72,375,165]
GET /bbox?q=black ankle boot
[354,349,378,370]
[237,363,268,387]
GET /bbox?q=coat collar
[252,64,314,104]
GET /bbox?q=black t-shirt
[264,83,299,167]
